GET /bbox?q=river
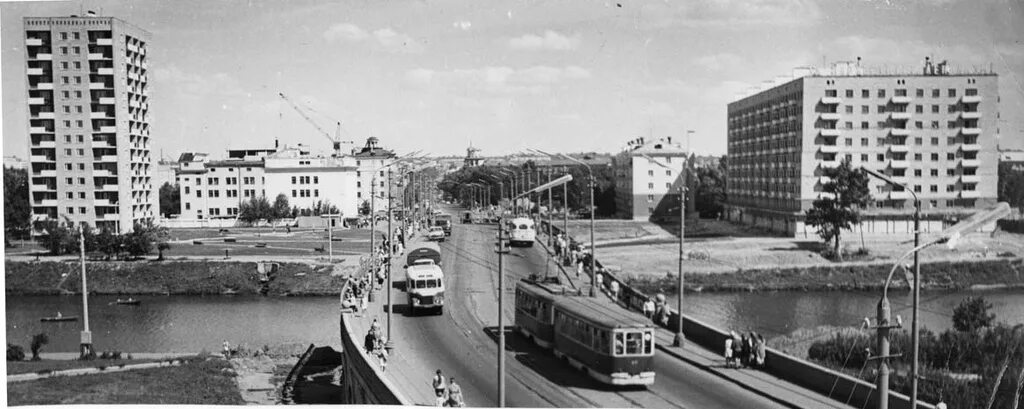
[6,290,1023,353]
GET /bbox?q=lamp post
[321,213,342,263]
[494,186,510,407]
[861,166,920,408]
[641,153,688,347]
[532,149,596,297]
[78,224,92,358]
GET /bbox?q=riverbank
[623,257,1024,293]
[4,260,353,296]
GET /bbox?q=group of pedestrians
[363,318,389,372]
[642,293,672,327]
[724,331,766,369]
[431,369,465,407]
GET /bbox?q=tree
[36,220,73,255]
[123,222,168,258]
[156,242,171,261]
[95,228,123,260]
[952,296,995,332]
[269,194,290,226]
[804,158,870,260]
[7,343,25,361]
[998,162,1024,215]
[30,333,48,361]
[694,164,726,218]
[4,167,31,240]
[359,200,371,216]
[158,182,181,218]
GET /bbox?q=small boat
[41,315,78,322]
[222,289,239,295]
[116,298,141,305]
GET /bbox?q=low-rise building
[612,137,694,221]
[264,146,358,217]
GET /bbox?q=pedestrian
[731,332,743,368]
[364,328,376,353]
[755,334,766,368]
[222,340,232,358]
[642,299,655,318]
[446,377,465,407]
[575,257,583,277]
[724,333,735,368]
[740,333,751,368]
[747,332,758,366]
[376,338,388,372]
[609,280,620,301]
[432,369,447,406]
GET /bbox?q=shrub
[952,296,995,333]
[30,333,49,361]
[7,343,26,361]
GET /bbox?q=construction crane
[278,92,350,157]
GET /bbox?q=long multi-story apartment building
[725,62,999,236]
[613,137,694,221]
[24,13,153,233]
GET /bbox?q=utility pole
[386,168,394,352]
[547,168,553,248]
[78,225,92,358]
[494,218,509,407]
[674,180,686,347]
[910,198,921,408]
[876,297,892,409]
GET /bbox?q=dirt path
[226,344,305,405]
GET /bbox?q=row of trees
[36,220,170,260]
[237,194,341,224]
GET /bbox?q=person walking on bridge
[432,369,447,406]
[446,377,464,407]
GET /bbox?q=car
[427,226,446,242]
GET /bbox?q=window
[73,32,80,40]
[915,121,923,129]
[861,154,869,161]
[292,190,297,197]
[825,89,837,97]
[862,89,870,98]
[313,176,319,184]
[914,185,922,193]
[66,192,74,199]
[930,169,939,177]
[647,170,654,176]
[73,46,80,54]
[64,148,72,155]
[930,185,938,193]
[60,32,68,40]
[185,186,190,194]
[932,105,940,113]
[79,207,86,213]
[845,121,853,129]
[75,106,82,113]
[76,120,83,127]
[948,88,956,97]
[931,137,939,146]
[946,168,956,176]
[665,182,671,188]
[931,121,939,129]
[79,192,85,199]
[877,154,885,162]
[878,89,886,98]
[947,137,957,145]
[60,46,68,55]
[314,189,319,197]
[947,153,956,160]
[62,76,69,84]
[665,170,672,176]
[77,163,84,170]
[67,207,74,214]
[915,105,923,113]
[845,138,853,146]
[931,153,939,161]
[845,90,854,98]
[948,104,957,113]
[845,106,853,114]
[74,61,81,69]
[861,122,869,130]
[647,183,654,189]
[196,190,202,197]
[861,106,869,114]
[914,169,922,177]
[916,89,924,97]
[185,203,191,210]
[914,153,922,161]
[877,137,886,146]
[896,89,907,97]
[75,90,82,98]
[76,135,83,143]
[77,148,84,156]
[196,178,201,186]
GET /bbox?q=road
[379,214,790,408]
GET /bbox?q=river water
[6,290,1023,353]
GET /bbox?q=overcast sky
[3,0,1023,160]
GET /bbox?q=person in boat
[56,311,62,319]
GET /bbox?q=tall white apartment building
[612,137,693,221]
[24,14,154,233]
[725,62,999,236]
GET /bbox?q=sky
[3,0,1023,160]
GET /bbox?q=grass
[5,260,346,296]
[6,358,167,375]
[6,357,244,405]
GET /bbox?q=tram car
[514,278,657,386]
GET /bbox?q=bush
[952,296,995,333]
[30,333,49,361]
[8,343,26,361]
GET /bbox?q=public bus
[514,278,657,386]
[405,241,442,267]
[405,242,445,314]
[507,217,536,247]
[514,278,570,349]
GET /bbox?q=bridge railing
[537,219,932,409]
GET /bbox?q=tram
[514,278,657,386]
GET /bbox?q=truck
[405,242,445,314]
[433,214,453,236]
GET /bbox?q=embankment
[624,257,1024,293]
[4,260,348,296]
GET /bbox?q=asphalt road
[382,212,789,408]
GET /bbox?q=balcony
[99,97,116,105]
[98,155,118,162]
[961,95,982,104]
[960,111,982,120]
[36,199,58,207]
[891,96,912,104]
[819,156,840,167]
[820,128,841,137]
[27,68,45,76]
[961,127,982,135]
[960,190,981,199]
[31,214,53,222]
[961,174,981,183]
[93,169,115,177]
[37,169,56,177]
[96,184,119,191]
[103,213,120,220]
[889,190,912,200]
[889,160,910,168]
[31,182,55,191]
[960,158,981,168]
[961,143,982,151]
[97,38,113,46]
[821,96,842,105]
[890,128,911,137]
[889,112,912,120]
[889,144,910,153]
[33,53,52,60]
[35,82,53,90]
[90,111,113,119]
[26,38,43,46]
[820,112,841,121]
[97,67,114,75]
[87,53,109,60]
[819,144,841,154]
[33,141,56,148]
[89,82,111,90]
[128,99,140,108]
[818,176,833,185]
[36,112,55,119]
[128,72,139,81]
[30,155,54,162]
[97,126,117,133]
[28,97,47,105]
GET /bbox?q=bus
[507,217,536,247]
[406,242,441,267]
[514,278,570,349]
[405,243,445,315]
[433,214,453,236]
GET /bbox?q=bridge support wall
[338,279,411,405]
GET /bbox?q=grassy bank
[6,357,243,405]
[4,260,349,296]
[623,257,1024,293]
[6,357,167,375]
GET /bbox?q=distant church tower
[464,144,482,168]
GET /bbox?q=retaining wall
[539,219,934,409]
[338,278,410,405]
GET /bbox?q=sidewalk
[536,230,855,409]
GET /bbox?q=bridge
[338,211,929,408]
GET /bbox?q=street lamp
[866,199,1009,409]
[641,152,688,347]
[531,149,596,297]
[78,224,92,358]
[494,218,511,407]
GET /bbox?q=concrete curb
[7,358,189,383]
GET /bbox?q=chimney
[275,138,279,149]
[667,136,672,144]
